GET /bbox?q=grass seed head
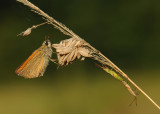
[52,38,93,66]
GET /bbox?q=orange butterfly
[15,39,53,78]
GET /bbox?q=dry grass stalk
[17,0,160,110]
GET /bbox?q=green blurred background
[0,0,160,114]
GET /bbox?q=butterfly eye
[45,41,48,46]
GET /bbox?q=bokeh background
[0,0,160,114]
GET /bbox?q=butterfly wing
[15,47,52,78]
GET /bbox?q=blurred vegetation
[0,0,160,114]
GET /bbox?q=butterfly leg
[49,58,58,64]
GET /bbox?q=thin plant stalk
[96,64,137,99]
[17,21,48,36]
[16,0,160,110]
